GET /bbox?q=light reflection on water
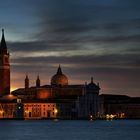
[0,120,140,140]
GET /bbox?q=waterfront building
[0,99,57,119]
[100,94,140,119]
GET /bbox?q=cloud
[34,0,140,42]
[11,53,140,66]
[8,41,84,53]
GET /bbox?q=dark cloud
[126,47,140,53]
[34,0,140,44]
[8,41,84,52]
[8,33,140,55]
[11,54,140,69]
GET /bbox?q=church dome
[51,65,68,86]
[87,77,100,90]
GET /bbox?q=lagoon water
[0,120,140,140]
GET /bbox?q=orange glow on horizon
[10,87,17,92]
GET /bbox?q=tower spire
[0,28,7,53]
[91,77,93,83]
[25,74,29,89]
[0,29,10,95]
[2,29,4,35]
[36,74,40,87]
[57,64,62,74]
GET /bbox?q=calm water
[0,120,140,140]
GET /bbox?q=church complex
[0,29,140,120]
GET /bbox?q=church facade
[11,66,100,119]
[0,29,100,119]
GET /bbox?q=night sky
[0,0,140,96]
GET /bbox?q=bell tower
[0,29,10,96]
[25,75,29,89]
[36,75,40,88]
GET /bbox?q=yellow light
[90,115,93,121]
[0,110,3,114]
[54,109,58,114]
[10,87,17,92]
[106,114,116,120]
[110,114,114,119]
[90,115,93,118]
[106,114,110,119]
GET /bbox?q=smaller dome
[51,65,68,86]
[87,77,100,90]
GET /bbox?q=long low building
[0,98,57,119]
[99,94,140,119]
